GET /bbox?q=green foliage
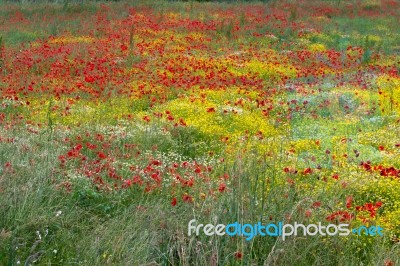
[0,35,3,71]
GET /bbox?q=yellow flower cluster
[359,178,400,236]
[229,58,297,80]
[309,43,327,52]
[157,93,278,140]
[48,36,94,44]
[377,75,400,115]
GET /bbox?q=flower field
[0,0,399,265]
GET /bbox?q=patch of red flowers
[355,201,383,218]
[360,161,399,178]
[326,210,354,222]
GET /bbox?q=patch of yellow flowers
[377,75,400,115]
[157,93,278,140]
[229,58,297,80]
[48,36,94,44]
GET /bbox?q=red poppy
[143,116,151,122]
[182,193,193,203]
[120,44,128,51]
[86,142,97,150]
[84,75,95,83]
[179,118,187,126]
[283,167,290,173]
[133,175,143,185]
[122,179,132,188]
[234,251,243,260]
[218,182,226,192]
[384,259,394,266]
[171,197,177,207]
[346,196,353,209]
[97,152,107,160]
[303,168,312,175]
[152,160,162,166]
[312,201,321,208]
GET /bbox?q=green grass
[1,124,399,265]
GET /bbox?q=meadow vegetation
[0,0,399,265]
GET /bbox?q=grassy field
[0,0,399,265]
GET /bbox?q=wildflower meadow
[0,0,399,265]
